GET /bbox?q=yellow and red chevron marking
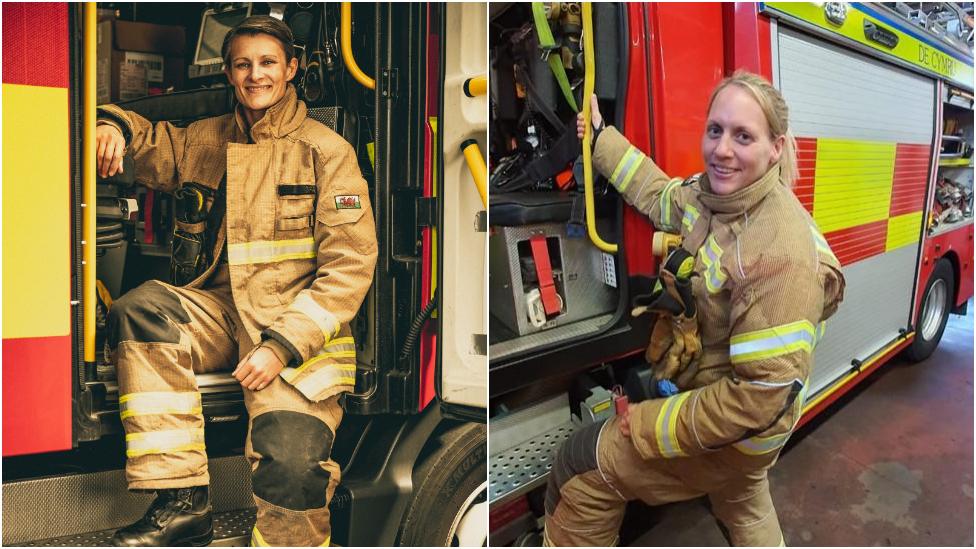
[3,2,73,456]
[794,138,931,267]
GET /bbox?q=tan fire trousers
[107,265,341,546]
[543,418,784,547]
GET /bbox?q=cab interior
[488,3,649,407]
[86,2,433,445]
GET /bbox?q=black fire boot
[111,486,213,547]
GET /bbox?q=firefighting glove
[631,249,702,382]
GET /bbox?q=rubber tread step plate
[22,508,256,547]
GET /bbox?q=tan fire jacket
[593,126,845,467]
[98,85,377,402]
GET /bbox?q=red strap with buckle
[529,234,561,317]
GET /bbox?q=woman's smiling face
[224,33,298,119]
[701,85,784,195]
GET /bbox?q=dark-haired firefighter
[95,16,377,547]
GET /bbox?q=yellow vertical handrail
[460,140,487,208]
[463,76,487,97]
[84,3,97,362]
[581,2,617,253]
[340,2,375,90]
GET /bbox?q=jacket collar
[234,84,306,143]
[697,164,782,215]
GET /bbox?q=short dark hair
[221,15,296,66]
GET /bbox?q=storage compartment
[931,85,974,235]
[488,3,626,363]
[489,214,617,340]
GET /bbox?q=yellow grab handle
[582,2,617,253]
[84,3,97,362]
[341,2,375,90]
[463,76,487,97]
[460,139,487,208]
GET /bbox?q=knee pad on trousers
[251,410,335,511]
[545,419,606,515]
[107,282,189,349]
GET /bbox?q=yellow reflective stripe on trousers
[291,293,341,342]
[610,146,643,192]
[659,178,683,231]
[250,527,267,547]
[698,236,727,293]
[252,527,329,547]
[729,320,816,364]
[291,364,357,401]
[654,391,692,458]
[125,428,205,457]
[227,238,315,265]
[119,391,202,420]
[281,337,357,383]
[682,203,700,232]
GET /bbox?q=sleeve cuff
[261,329,302,367]
[260,338,294,368]
[96,107,133,146]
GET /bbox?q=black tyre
[904,258,955,362]
[397,422,488,547]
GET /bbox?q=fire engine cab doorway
[88,1,447,419]
[488,3,638,390]
[93,4,380,401]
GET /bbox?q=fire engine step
[2,455,253,545]
[489,395,579,506]
[21,508,255,547]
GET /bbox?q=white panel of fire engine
[807,244,920,397]
[439,2,488,409]
[778,28,935,144]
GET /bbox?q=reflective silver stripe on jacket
[227,238,316,265]
[729,320,816,364]
[290,293,341,341]
[287,363,357,402]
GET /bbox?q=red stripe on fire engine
[824,219,888,266]
[793,137,817,214]
[889,143,931,217]
[2,335,73,456]
[2,3,69,88]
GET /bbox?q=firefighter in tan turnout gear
[544,73,846,547]
[95,16,376,547]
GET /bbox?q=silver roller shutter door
[776,27,936,397]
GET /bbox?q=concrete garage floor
[631,300,974,547]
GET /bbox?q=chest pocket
[318,193,371,255]
[277,184,316,233]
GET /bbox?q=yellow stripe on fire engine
[227,238,316,265]
[2,84,71,340]
[764,2,975,89]
[885,211,923,252]
[812,139,896,234]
